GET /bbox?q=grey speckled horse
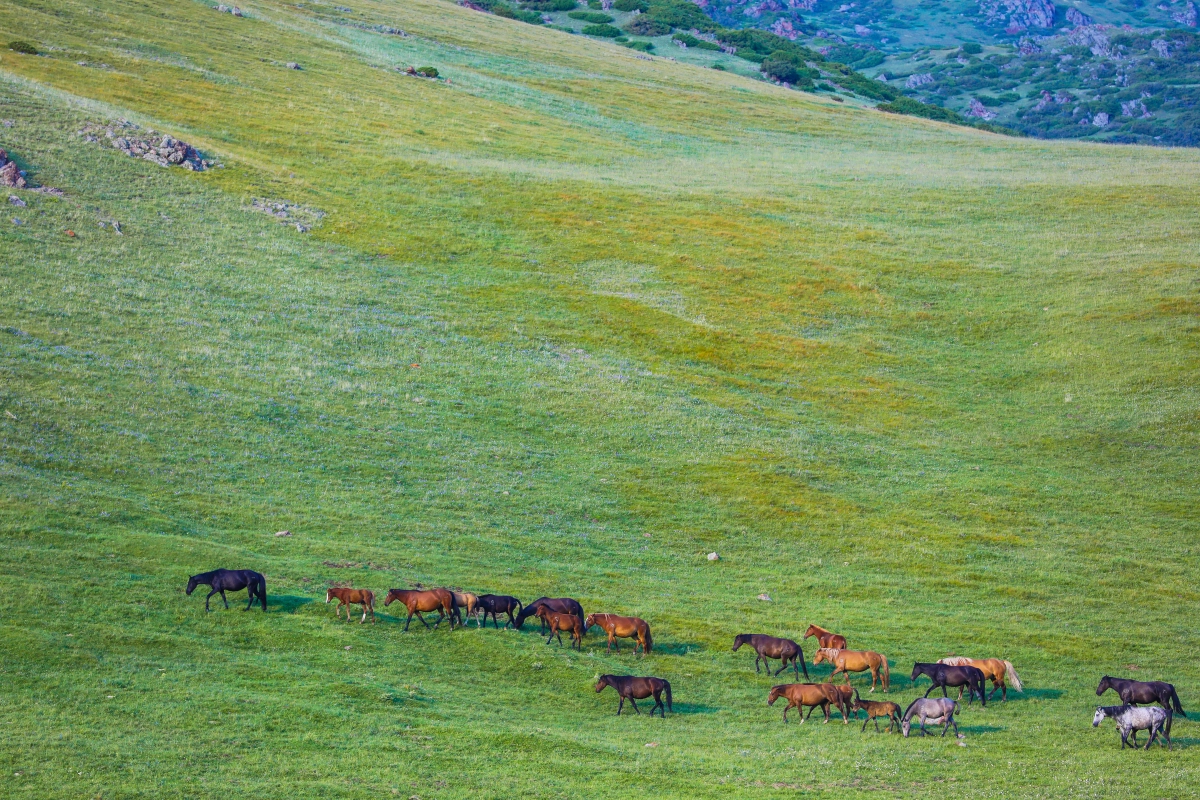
[901,697,960,738]
[1093,705,1173,750]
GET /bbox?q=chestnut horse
[767,683,848,724]
[383,588,456,631]
[814,647,890,693]
[537,608,584,650]
[584,613,652,655]
[851,691,902,732]
[595,675,672,716]
[939,657,1023,701]
[450,591,480,626]
[326,587,375,623]
[515,597,585,634]
[803,624,847,650]
[732,634,810,679]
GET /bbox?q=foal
[803,624,847,650]
[596,675,672,717]
[851,692,902,733]
[326,587,375,623]
[537,608,584,650]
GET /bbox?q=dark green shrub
[712,62,726,70]
[568,10,613,22]
[416,66,439,78]
[961,42,982,54]
[877,95,965,123]
[612,0,647,10]
[582,23,622,36]
[622,39,654,50]
[495,3,545,23]
[761,56,801,84]
[522,0,576,9]
[624,15,670,36]
[8,41,38,55]
[672,33,719,50]
[855,51,884,69]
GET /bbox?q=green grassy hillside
[1,0,1198,797]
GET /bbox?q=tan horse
[383,588,456,631]
[584,613,652,655]
[803,624,847,650]
[451,591,480,626]
[813,647,890,692]
[326,587,375,623]
[938,657,1023,701]
[767,683,849,724]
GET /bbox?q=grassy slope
[1,0,1198,797]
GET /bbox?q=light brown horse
[584,613,652,655]
[383,588,456,632]
[767,683,849,724]
[803,624,847,650]
[326,587,375,623]
[938,657,1023,701]
[813,647,890,692]
[537,608,583,650]
[451,591,480,626]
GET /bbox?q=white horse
[1093,705,1172,750]
[901,696,960,738]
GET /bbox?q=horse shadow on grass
[670,703,720,715]
[649,641,704,657]
[272,595,315,613]
[999,688,1062,702]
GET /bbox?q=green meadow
[1,0,1198,797]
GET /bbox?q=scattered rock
[1172,0,1197,27]
[78,121,213,171]
[966,98,998,120]
[645,741,658,747]
[215,3,245,15]
[1092,111,1109,127]
[66,229,76,237]
[757,593,772,602]
[112,220,122,234]
[275,530,292,537]
[286,61,302,70]
[248,198,325,232]
[707,552,719,561]
[2,120,13,128]
[0,150,26,189]
[1066,6,1093,26]
[8,195,25,207]
[905,72,934,89]
[344,645,352,650]
[11,218,20,225]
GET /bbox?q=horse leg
[221,590,229,609]
[923,684,934,698]
[822,702,831,724]
[803,705,816,723]
[754,654,762,674]
[652,691,662,718]
[617,696,624,716]
[205,588,217,612]
[404,612,414,632]
[862,716,870,733]
[793,656,800,679]
[360,604,367,624]
[870,667,878,693]
[774,659,787,677]
[608,632,615,653]
[629,697,640,715]
[245,589,255,611]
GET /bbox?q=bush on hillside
[961,42,982,54]
[672,33,720,50]
[642,0,712,31]
[855,51,885,69]
[623,40,654,50]
[612,0,648,10]
[582,23,623,36]
[8,41,38,55]
[876,95,965,123]
[568,10,613,22]
[624,15,671,36]
[521,0,576,9]
[416,66,439,78]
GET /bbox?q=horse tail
[1004,661,1023,692]
[257,575,267,611]
[1169,687,1186,717]
[664,680,673,713]
[644,626,653,655]
[882,655,890,692]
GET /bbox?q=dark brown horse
[803,624,847,650]
[911,662,986,707]
[595,674,672,716]
[851,691,902,733]
[515,597,584,634]
[326,587,375,623]
[1097,676,1186,717]
[383,588,456,631]
[767,683,848,724]
[584,613,652,655]
[733,634,810,679]
[475,594,523,629]
[537,608,584,650]
[186,569,267,612]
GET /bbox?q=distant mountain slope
[703,0,1200,143]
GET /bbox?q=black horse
[1097,676,1186,717]
[186,569,267,612]
[514,597,584,633]
[911,662,986,706]
[476,594,524,629]
[732,634,810,679]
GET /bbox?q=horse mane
[817,647,841,655]
[938,657,972,666]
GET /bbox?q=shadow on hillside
[649,642,704,656]
[956,725,1006,735]
[1005,688,1062,701]
[671,703,720,715]
[272,595,315,613]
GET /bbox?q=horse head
[583,613,596,629]
[594,675,613,693]
[911,663,929,682]
[1096,676,1111,696]
[732,634,748,651]
[185,575,199,595]
[383,589,401,607]
[901,717,912,737]
[1092,706,1108,727]
[766,686,785,706]
[325,588,335,603]
[802,625,818,640]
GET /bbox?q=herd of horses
[184,568,1188,746]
